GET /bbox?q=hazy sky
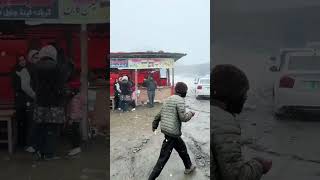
[111,0,210,65]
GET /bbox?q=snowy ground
[110,73,210,180]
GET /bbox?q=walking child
[149,82,196,179]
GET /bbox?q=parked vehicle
[194,76,210,99]
[269,49,320,115]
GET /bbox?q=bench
[0,110,16,154]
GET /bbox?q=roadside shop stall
[0,0,109,153]
[110,52,186,108]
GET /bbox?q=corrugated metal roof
[110,51,186,61]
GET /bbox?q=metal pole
[80,24,89,141]
[135,69,138,105]
[166,69,170,86]
[171,68,175,95]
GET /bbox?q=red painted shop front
[110,69,166,97]
[0,24,109,106]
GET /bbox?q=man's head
[175,82,188,98]
[212,64,249,114]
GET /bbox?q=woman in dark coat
[33,45,65,160]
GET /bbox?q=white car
[271,50,320,115]
[194,77,210,99]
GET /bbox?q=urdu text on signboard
[0,0,59,19]
[61,0,109,23]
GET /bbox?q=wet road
[110,76,210,180]
[0,137,108,180]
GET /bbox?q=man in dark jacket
[113,78,121,110]
[143,75,157,108]
[149,82,196,180]
[211,64,272,180]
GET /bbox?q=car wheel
[196,95,200,100]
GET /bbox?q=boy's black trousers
[148,134,192,180]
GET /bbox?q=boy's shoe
[43,155,61,161]
[25,146,36,153]
[131,108,136,111]
[184,164,196,174]
[68,147,82,156]
[44,155,61,161]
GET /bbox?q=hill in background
[175,63,210,77]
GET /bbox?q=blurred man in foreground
[211,64,272,180]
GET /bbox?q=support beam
[80,24,89,141]
[171,68,175,95]
[166,69,170,86]
[135,69,138,105]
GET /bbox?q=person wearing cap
[211,64,272,180]
[12,50,39,152]
[32,45,65,160]
[23,49,40,153]
[149,82,196,180]
[119,75,131,112]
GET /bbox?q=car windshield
[288,56,320,71]
[199,79,210,84]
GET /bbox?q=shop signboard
[0,0,59,19]
[110,58,128,68]
[127,58,174,69]
[61,0,109,23]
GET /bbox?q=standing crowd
[113,75,136,112]
[12,44,83,160]
[113,74,158,112]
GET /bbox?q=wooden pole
[80,24,89,141]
